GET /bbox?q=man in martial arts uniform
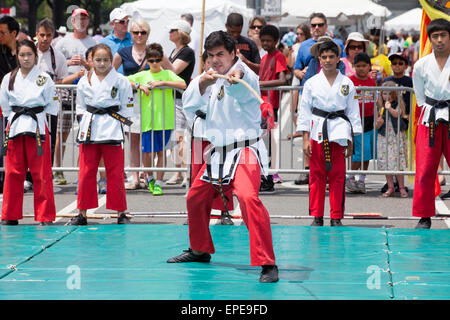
[412,19,450,229]
[297,39,362,227]
[167,31,278,283]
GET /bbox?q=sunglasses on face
[348,45,364,50]
[311,23,325,28]
[249,25,263,30]
[114,19,128,25]
[148,58,162,63]
[132,31,147,36]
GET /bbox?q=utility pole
[255,0,261,15]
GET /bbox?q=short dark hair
[85,46,94,60]
[146,43,163,59]
[309,12,327,24]
[0,15,20,36]
[353,52,371,65]
[36,18,54,33]
[202,50,208,63]
[318,40,339,57]
[259,25,280,41]
[204,30,236,54]
[181,13,194,26]
[427,18,450,38]
[226,13,243,27]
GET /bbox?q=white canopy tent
[384,8,422,32]
[278,0,391,28]
[120,0,255,57]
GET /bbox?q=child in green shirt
[127,43,186,195]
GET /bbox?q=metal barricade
[2,84,449,180]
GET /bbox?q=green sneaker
[152,184,163,196]
[53,171,67,185]
[147,178,156,193]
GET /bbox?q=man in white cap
[101,7,133,75]
[52,26,67,46]
[53,8,96,186]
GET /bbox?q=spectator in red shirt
[258,24,287,191]
[346,52,377,194]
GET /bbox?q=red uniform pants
[77,144,127,212]
[309,139,346,219]
[1,130,55,222]
[190,138,234,212]
[413,123,450,217]
[187,148,275,266]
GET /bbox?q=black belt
[312,107,353,171]
[85,105,133,142]
[195,110,206,120]
[2,106,45,156]
[206,137,260,215]
[425,96,450,147]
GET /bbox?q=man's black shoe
[440,190,450,200]
[220,212,234,225]
[259,176,275,194]
[39,221,53,226]
[117,213,131,224]
[415,218,431,229]
[311,217,324,226]
[259,265,279,283]
[167,248,211,263]
[330,219,343,227]
[1,219,18,225]
[67,214,87,226]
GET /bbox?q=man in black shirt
[0,16,19,194]
[0,16,19,82]
[225,13,260,74]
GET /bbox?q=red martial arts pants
[1,130,55,222]
[413,123,450,217]
[309,139,346,219]
[187,148,275,266]
[77,144,127,211]
[190,138,234,211]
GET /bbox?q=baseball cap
[388,52,409,64]
[109,8,129,22]
[72,8,89,17]
[168,20,191,34]
[57,26,67,34]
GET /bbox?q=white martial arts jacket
[412,53,450,126]
[76,68,134,144]
[0,65,58,140]
[296,70,362,145]
[182,58,269,184]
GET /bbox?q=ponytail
[8,67,19,91]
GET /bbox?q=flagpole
[198,0,206,74]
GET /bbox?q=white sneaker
[166,175,183,185]
[24,181,33,193]
[181,177,188,187]
[345,179,358,193]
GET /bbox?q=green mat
[0,225,449,300]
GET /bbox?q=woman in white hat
[341,32,370,77]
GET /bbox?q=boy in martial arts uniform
[167,31,278,283]
[412,19,450,229]
[297,39,362,227]
[68,44,134,225]
[187,51,235,225]
[0,40,58,225]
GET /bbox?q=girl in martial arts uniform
[0,40,58,225]
[297,39,362,227]
[68,43,134,225]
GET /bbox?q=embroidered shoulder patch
[340,84,349,96]
[36,75,47,86]
[111,86,118,98]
